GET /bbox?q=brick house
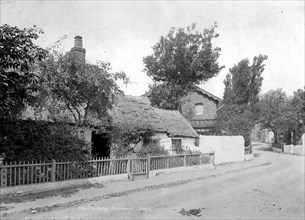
[180,86,222,135]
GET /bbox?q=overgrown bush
[110,126,168,157]
[136,140,169,157]
[0,119,91,162]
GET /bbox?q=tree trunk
[292,129,297,145]
[272,128,278,144]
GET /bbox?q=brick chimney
[70,36,86,62]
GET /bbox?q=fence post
[127,156,131,179]
[210,152,215,165]
[166,157,170,169]
[199,154,202,165]
[51,159,56,182]
[183,153,187,167]
[146,154,151,178]
[0,162,7,187]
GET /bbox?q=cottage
[107,95,199,155]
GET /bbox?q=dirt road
[1,142,304,219]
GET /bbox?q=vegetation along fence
[0,152,215,188]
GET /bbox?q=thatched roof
[109,95,198,138]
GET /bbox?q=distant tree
[259,88,305,144]
[0,24,46,118]
[216,55,268,147]
[258,89,291,144]
[290,88,305,139]
[144,23,224,110]
[222,55,267,107]
[35,43,129,126]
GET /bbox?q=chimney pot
[74,36,83,48]
[70,36,86,62]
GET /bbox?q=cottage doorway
[91,132,111,158]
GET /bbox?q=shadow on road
[256,146,273,151]
[0,183,104,204]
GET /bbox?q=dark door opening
[91,131,111,158]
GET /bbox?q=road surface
[1,142,304,219]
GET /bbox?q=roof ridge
[194,86,221,101]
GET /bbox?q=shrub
[136,140,169,157]
[109,125,169,157]
[0,119,91,162]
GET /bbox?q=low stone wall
[284,145,304,155]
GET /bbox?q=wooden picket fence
[0,152,215,188]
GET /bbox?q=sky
[1,0,304,98]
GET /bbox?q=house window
[171,139,182,154]
[195,103,204,115]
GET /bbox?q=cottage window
[195,103,204,115]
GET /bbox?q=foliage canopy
[0,24,46,118]
[259,88,305,144]
[34,41,129,126]
[216,55,268,147]
[144,23,224,110]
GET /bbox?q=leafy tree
[0,24,46,118]
[216,55,268,147]
[290,88,305,139]
[147,83,189,110]
[144,23,224,110]
[34,43,129,126]
[216,104,255,147]
[223,55,267,107]
[259,88,305,144]
[258,89,290,144]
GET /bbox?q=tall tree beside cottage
[0,24,46,118]
[143,23,224,110]
[34,39,129,127]
[216,55,268,147]
[0,26,92,162]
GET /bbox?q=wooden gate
[129,157,149,181]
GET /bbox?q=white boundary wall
[283,134,305,155]
[198,135,245,165]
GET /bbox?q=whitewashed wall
[181,138,198,152]
[154,133,197,154]
[198,135,245,165]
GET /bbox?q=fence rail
[0,152,215,188]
